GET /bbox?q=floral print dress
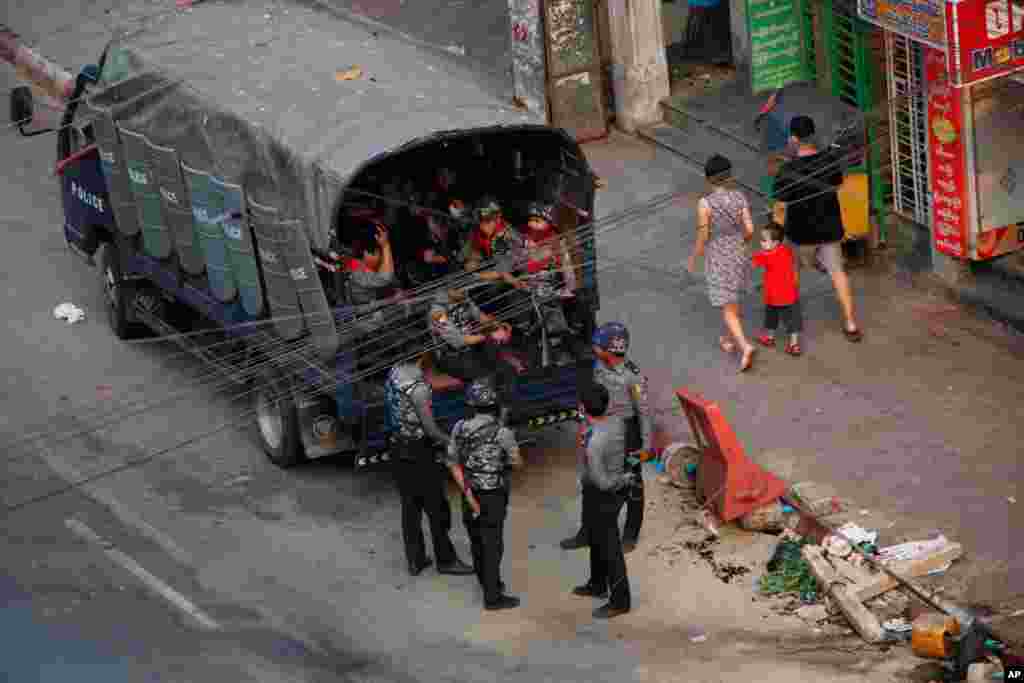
[700,187,750,307]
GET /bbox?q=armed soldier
[444,378,523,612]
[385,351,474,578]
[560,322,652,553]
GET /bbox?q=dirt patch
[683,536,752,584]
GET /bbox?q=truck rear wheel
[255,365,306,468]
[98,241,145,340]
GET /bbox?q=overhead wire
[0,0,934,512]
[0,128,896,464]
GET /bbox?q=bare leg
[723,303,755,370]
[830,271,859,332]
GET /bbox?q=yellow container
[838,172,870,240]
[911,613,961,659]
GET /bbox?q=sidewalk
[582,130,1023,620]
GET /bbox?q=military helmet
[592,321,630,355]
[465,377,499,407]
[525,201,555,224]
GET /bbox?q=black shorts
[764,302,803,333]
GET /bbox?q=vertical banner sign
[857,0,946,48]
[945,0,1024,86]
[510,0,549,118]
[925,47,968,258]
[747,0,813,94]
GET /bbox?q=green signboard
[747,0,813,94]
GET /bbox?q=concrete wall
[729,0,751,74]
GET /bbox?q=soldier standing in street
[560,322,652,553]
[571,382,634,619]
[385,351,475,578]
[444,378,523,611]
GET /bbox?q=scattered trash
[836,522,878,546]
[739,499,789,533]
[53,302,85,324]
[445,44,466,56]
[1009,497,1016,504]
[224,474,252,487]
[787,481,843,517]
[335,65,363,81]
[860,509,870,516]
[911,612,961,659]
[96,385,114,400]
[760,538,816,598]
[883,617,914,641]
[877,535,949,564]
[657,442,699,488]
[689,633,708,643]
[696,509,720,537]
[822,533,854,559]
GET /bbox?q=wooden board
[803,545,884,643]
[851,543,963,603]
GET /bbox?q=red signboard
[926,46,968,258]
[946,0,1024,86]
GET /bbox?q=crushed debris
[335,65,363,81]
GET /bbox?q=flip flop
[719,336,736,353]
[756,334,776,348]
[843,327,863,343]
[739,346,756,372]
[785,341,803,356]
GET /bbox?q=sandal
[785,341,803,356]
[739,345,756,373]
[843,326,863,343]
[756,334,776,348]
[719,336,737,353]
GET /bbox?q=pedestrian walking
[687,154,757,372]
[773,115,863,342]
[571,382,634,620]
[444,378,523,611]
[560,322,651,553]
[752,222,803,355]
[385,352,475,578]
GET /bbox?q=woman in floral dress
[687,155,757,372]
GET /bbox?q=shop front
[859,0,1024,262]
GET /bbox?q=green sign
[747,0,813,94]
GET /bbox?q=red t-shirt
[752,244,798,306]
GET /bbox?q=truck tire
[98,241,144,340]
[254,364,306,468]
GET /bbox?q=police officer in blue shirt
[560,322,652,553]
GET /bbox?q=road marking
[64,518,221,631]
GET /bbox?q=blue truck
[31,0,600,469]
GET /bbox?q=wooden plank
[802,545,885,643]
[851,543,963,603]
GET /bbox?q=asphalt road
[2,1,1022,681]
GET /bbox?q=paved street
[2,1,1023,682]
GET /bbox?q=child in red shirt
[752,222,803,356]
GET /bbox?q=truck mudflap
[296,394,357,459]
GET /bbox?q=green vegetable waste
[758,539,818,600]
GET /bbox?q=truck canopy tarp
[87,0,545,253]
